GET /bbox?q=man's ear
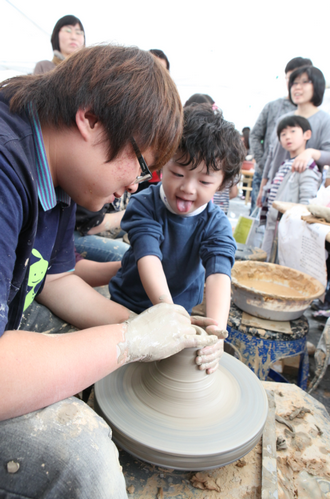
[304,130,312,141]
[75,108,99,142]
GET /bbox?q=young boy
[261,115,322,259]
[109,104,245,366]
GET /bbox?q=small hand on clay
[122,304,218,364]
[191,316,228,375]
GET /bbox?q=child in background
[261,115,322,259]
[109,104,245,371]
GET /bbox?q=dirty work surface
[121,441,262,499]
[304,306,330,415]
[116,381,330,498]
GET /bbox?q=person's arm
[137,255,229,374]
[87,211,125,235]
[250,105,269,165]
[256,177,269,207]
[74,259,121,287]
[291,148,330,173]
[0,303,218,420]
[37,272,130,329]
[229,184,238,199]
[297,168,322,205]
[205,273,231,330]
[137,255,173,305]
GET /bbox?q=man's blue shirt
[0,95,75,335]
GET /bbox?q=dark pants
[0,302,128,499]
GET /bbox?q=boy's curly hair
[176,104,245,188]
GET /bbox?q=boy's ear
[75,108,100,142]
[304,130,312,141]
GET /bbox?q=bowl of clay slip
[231,261,325,321]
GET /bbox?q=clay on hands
[119,303,218,364]
[191,316,228,374]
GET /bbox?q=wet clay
[231,261,325,321]
[238,279,304,298]
[232,261,324,299]
[95,351,268,470]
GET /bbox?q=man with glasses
[0,45,221,498]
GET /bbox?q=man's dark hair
[285,57,312,74]
[1,45,182,169]
[184,93,215,107]
[51,15,85,52]
[149,49,170,71]
[288,66,325,107]
[175,104,245,188]
[277,115,312,139]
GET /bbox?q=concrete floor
[228,194,330,415]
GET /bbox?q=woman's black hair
[277,115,312,139]
[51,15,85,52]
[149,49,170,71]
[285,57,312,74]
[289,66,325,107]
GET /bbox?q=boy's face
[279,126,311,157]
[161,157,224,215]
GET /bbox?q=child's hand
[191,316,228,374]
[195,339,224,374]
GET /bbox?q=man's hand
[191,316,228,374]
[121,304,218,364]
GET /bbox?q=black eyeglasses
[131,137,152,184]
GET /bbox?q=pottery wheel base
[95,352,268,470]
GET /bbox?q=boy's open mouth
[176,196,193,213]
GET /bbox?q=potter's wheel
[95,351,268,470]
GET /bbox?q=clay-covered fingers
[190,316,218,329]
[196,339,224,374]
[205,325,228,339]
[124,303,217,364]
[182,325,218,349]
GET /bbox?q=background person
[261,115,322,259]
[250,57,313,213]
[258,65,330,211]
[149,48,170,70]
[33,14,85,74]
